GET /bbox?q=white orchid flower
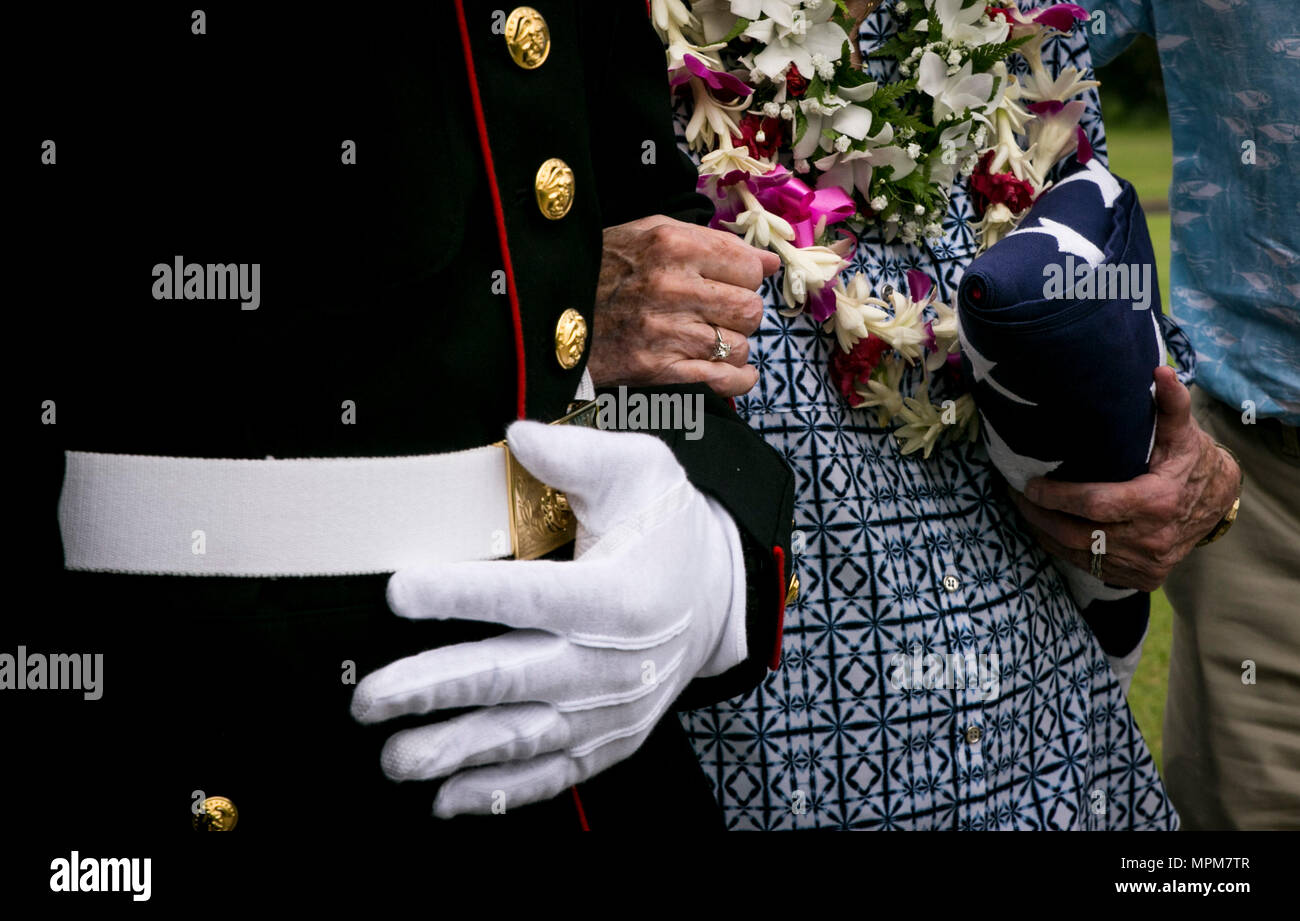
[814,143,918,198]
[926,120,975,189]
[744,3,848,81]
[730,0,800,29]
[811,110,918,197]
[792,81,878,159]
[771,238,848,315]
[916,0,1010,46]
[917,52,994,124]
[688,0,744,43]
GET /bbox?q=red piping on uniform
[454,0,528,420]
[571,785,591,831]
[457,0,586,825]
[770,546,787,670]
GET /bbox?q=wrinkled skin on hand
[589,3,879,397]
[589,215,780,397]
[1009,366,1242,591]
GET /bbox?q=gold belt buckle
[502,400,600,560]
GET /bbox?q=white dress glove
[350,419,748,817]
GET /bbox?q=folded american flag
[957,155,1179,658]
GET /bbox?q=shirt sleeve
[1080,0,1155,68]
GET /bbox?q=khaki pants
[1163,388,1300,829]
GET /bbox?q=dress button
[535,157,575,220]
[192,795,239,831]
[965,726,982,744]
[942,574,960,593]
[554,308,587,369]
[504,7,550,69]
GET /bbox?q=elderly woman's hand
[588,215,780,398]
[1009,366,1242,591]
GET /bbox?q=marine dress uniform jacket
[12,1,795,837]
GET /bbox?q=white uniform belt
[58,447,516,577]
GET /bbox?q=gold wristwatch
[1196,442,1243,547]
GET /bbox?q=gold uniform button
[535,158,575,220]
[192,795,239,831]
[554,308,587,369]
[505,7,550,70]
[965,726,983,745]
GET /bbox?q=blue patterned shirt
[674,3,1178,830]
[1084,0,1300,424]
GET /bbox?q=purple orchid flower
[807,282,839,324]
[1075,127,1094,164]
[1028,3,1089,33]
[670,54,753,99]
[1026,100,1065,117]
[906,269,934,305]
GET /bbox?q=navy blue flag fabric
[957,155,1183,658]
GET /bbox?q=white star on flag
[1051,159,1123,208]
[957,316,1037,406]
[979,411,1060,492]
[1006,217,1105,266]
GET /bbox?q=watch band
[1196,441,1243,548]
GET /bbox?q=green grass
[1146,215,1171,317]
[1129,589,1173,771]
[1105,123,1172,316]
[1102,124,1173,203]
[1105,122,1176,773]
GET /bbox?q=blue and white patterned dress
[676,3,1180,831]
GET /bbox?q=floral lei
[652,0,1099,457]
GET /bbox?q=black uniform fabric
[10,2,795,838]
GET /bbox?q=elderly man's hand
[1009,366,1241,591]
[588,215,780,397]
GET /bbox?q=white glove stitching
[566,609,694,650]
[554,647,687,712]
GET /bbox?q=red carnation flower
[784,64,809,98]
[830,335,891,406]
[969,150,1037,217]
[732,113,784,159]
